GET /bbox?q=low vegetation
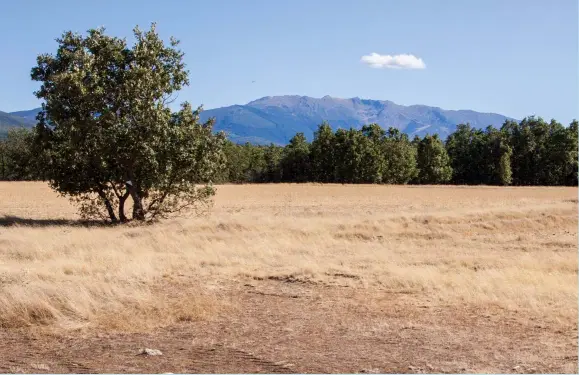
[0,182,576,334]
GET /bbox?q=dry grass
[0,182,577,332]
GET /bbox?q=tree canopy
[8,116,576,189]
[30,24,226,223]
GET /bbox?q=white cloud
[360,53,426,70]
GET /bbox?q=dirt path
[1,280,576,374]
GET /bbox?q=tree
[541,119,577,186]
[381,127,418,184]
[501,119,526,184]
[32,24,226,223]
[446,124,512,185]
[502,116,564,185]
[261,144,283,182]
[446,123,480,184]
[565,120,578,186]
[483,126,512,185]
[330,127,382,184]
[216,141,245,183]
[243,143,267,182]
[280,133,311,182]
[310,122,336,182]
[357,136,383,183]
[333,129,354,183]
[509,116,550,185]
[416,134,452,184]
[359,124,386,183]
[0,128,40,181]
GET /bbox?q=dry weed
[0,182,576,331]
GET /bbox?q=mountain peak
[198,95,513,144]
[2,96,514,145]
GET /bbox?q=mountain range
[0,96,514,144]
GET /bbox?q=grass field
[0,182,577,373]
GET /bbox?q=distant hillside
[3,96,515,143]
[199,96,514,144]
[0,110,37,137]
[8,108,41,122]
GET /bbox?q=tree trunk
[97,189,118,223]
[128,186,145,220]
[118,190,130,222]
[0,153,4,180]
[125,173,145,221]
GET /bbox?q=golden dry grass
[0,182,577,332]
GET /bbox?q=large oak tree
[32,24,226,223]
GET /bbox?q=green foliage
[333,128,363,183]
[416,134,452,184]
[501,117,577,186]
[498,146,513,186]
[484,126,513,186]
[8,115,578,188]
[31,24,225,223]
[0,128,41,180]
[281,133,311,182]
[358,124,385,183]
[381,127,418,184]
[217,141,264,183]
[310,122,336,182]
[566,120,578,186]
[445,124,482,184]
[329,127,379,183]
[541,120,577,186]
[261,144,283,182]
[446,124,513,185]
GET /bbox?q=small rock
[359,369,381,374]
[426,364,434,370]
[138,348,163,356]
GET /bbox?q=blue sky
[0,0,577,123]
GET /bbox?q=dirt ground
[0,183,577,373]
[0,279,577,374]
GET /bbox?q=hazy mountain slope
[201,96,514,144]
[4,96,514,144]
[0,111,37,137]
[9,108,41,122]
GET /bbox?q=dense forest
[2,116,576,186]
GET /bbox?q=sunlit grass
[0,182,576,331]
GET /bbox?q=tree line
[1,116,577,187]
[5,117,574,187]
[212,117,578,186]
